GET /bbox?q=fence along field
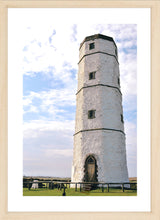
[23,176,137,196]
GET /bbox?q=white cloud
[23,97,32,106]
[23,120,75,136]
[23,88,76,120]
[28,105,39,113]
[20,23,79,78]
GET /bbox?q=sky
[9,9,137,178]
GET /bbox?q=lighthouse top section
[77,34,120,93]
[79,34,118,63]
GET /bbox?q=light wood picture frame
[0,0,160,219]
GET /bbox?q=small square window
[89,43,95,50]
[88,110,96,119]
[89,72,96,80]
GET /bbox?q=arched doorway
[84,155,98,182]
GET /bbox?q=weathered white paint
[71,34,129,184]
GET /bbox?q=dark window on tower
[118,77,120,85]
[89,42,95,50]
[121,114,124,123]
[89,71,96,80]
[88,110,96,119]
[115,48,117,56]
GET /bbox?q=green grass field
[23,187,137,196]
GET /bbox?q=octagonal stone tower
[71,34,129,184]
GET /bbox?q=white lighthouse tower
[71,34,129,184]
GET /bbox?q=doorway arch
[84,155,98,182]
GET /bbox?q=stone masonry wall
[71,35,129,184]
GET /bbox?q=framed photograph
[0,0,159,219]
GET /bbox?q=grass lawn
[23,187,137,196]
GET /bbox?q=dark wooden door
[85,155,97,182]
[87,163,95,182]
